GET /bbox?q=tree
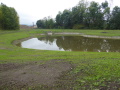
[101,1,111,29]
[48,18,54,29]
[36,20,45,28]
[0,3,19,30]
[36,16,55,29]
[9,7,20,29]
[85,1,104,29]
[71,0,88,29]
[61,9,72,29]
[109,6,120,29]
[56,12,63,28]
[0,5,2,29]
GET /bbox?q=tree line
[0,3,19,30]
[36,0,120,30]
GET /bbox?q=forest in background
[36,0,120,30]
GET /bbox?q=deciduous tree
[0,3,19,30]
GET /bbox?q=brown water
[17,36,120,52]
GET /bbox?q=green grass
[0,29,120,89]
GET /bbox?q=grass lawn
[0,29,120,89]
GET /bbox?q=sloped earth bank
[0,60,75,90]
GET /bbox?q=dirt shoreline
[82,35,120,39]
[55,32,120,39]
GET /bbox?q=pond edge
[12,32,120,45]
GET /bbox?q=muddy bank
[55,32,83,35]
[0,60,74,89]
[12,37,34,45]
[82,35,120,39]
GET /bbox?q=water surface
[17,36,120,52]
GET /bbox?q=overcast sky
[0,0,119,25]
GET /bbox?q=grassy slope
[0,29,120,89]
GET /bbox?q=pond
[16,36,120,52]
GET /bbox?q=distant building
[33,25,37,29]
[20,25,33,29]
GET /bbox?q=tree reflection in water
[38,36,120,52]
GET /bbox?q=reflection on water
[17,36,120,52]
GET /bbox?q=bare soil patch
[0,60,74,89]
